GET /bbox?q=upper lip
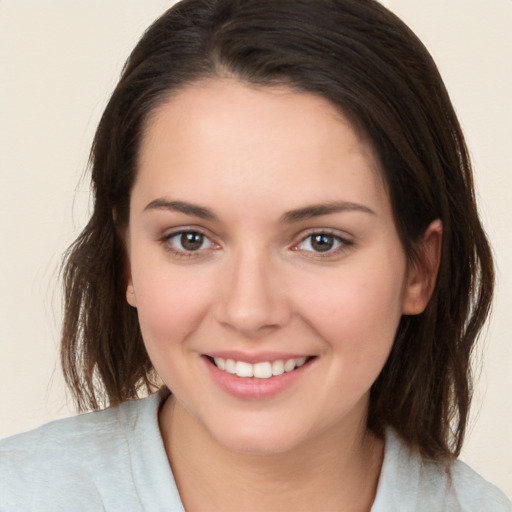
[204,351,314,364]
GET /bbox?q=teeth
[253,362,272,379]
[271,360,284,376]
[212,356,309,379]
[296,357,306,367]
[235,361,253,377]
[284,359,296,372]
[214,357,226,371]
[225,359,236,374]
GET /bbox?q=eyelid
[291,228,353,256]
[159,227,220,257]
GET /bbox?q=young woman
[1,1,510,510]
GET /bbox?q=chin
[219,432,301,456]
[204,415,315,456]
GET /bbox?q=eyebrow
[144,199,218,220]
[144,198,375,223]
[279,201,376,223]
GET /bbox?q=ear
[402,219,443,315]
[126,275,137,308]
[125,241,137,307]
[118,213,137,308]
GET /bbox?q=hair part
[61,0,494,459]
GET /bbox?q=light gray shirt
[1,393,510,511]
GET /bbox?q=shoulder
[0,394,146,467]
[0,393,168,512]
[372,428,512,512]
[448,458,512,511]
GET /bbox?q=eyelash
[293,230,353,258]
[160,229,218,259]
[159,229,353,259]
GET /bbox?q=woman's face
[125,79,427,454]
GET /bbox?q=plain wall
[0,0,510,496]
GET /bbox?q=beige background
[0,0,510,496]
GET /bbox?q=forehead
[134,79,389,217]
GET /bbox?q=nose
[213,249,292,338]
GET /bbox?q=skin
[125,79,441,511]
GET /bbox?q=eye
[296,232,350,254]
[163,230,216,255]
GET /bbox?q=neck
[159,396,384,512]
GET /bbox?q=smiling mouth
[207,356,314,379]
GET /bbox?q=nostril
[213,267,292,335]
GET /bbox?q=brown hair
[61,0,494,460]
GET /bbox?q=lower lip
[203,357,313,400]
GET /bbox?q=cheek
[296,254,406,366]
[131,262,213,352]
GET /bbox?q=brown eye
[297,232,348,254]
[310,234,335,252]
[164,230,215,254]
[180,232,204,251]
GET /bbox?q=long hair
[61,0,494,460]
